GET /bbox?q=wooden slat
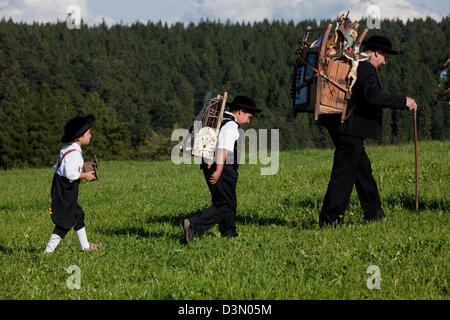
[357,28,369,44]
[320,60,340,108]
[216,92,227,134]
[317,59,351,115]
[331,60,341,108]
[318,24,332,74]
[318,104,343,113]
[336,62,348,110]
[314,77,322,120]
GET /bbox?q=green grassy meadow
[0,140,448,299]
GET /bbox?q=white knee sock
[76,227,90,251]
[44,234,62,253]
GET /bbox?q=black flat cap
[61,115,96,143]
[363,35,399,55]
[226,96,262,114]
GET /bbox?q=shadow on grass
[145,210,291,227]
[98,194,417,241]
[0,200,50,212]
[97,226,185,243]
[0,244,14,254]
[145,201,320,230]
[99,193,446,244]
[0,244,43,255]
[383,193,449,212]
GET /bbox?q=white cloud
[190,0,445,23]
[0,0,116,25]
[0,0,445,26]
[93,15,116,26]
[347,0,442,22]
[0,0,87,23]
[190,0,296,23]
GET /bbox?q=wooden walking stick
[413,109,419,214]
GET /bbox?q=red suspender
[56,149,78,170]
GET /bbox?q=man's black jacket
[320,60,406,139]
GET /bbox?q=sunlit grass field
[0,140,448,299]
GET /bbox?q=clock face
[192,127,218,160]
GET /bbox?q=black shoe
[183,219,194,244]
[364,209,386,222]
[221,230,238,238]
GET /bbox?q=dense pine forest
[0,16,449,169]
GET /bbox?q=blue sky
[0,0,448,26]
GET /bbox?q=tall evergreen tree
[0,17,448,169]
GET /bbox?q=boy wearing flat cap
[318,35,418,228]
[183,96,262,243]
[44,115,103,252]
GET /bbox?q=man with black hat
[44,115,103,252]
[183,96,262,243]
[318,35,418,228]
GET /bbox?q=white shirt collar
[65,142,82,151]
[225,111,237,122]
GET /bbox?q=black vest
[221,113,240,169]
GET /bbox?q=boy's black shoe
[183,219,194,244]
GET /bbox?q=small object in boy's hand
[83,155,99,182]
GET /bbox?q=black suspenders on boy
[220,113,240,169]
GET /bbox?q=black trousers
[53,217,85,238]
[189,164,238,237]
[50,173,85,238]
[319,130,385,227]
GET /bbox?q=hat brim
[362,41,399,55]
[226,102,262,114]
[61,116,96,143]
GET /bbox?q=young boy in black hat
[44,115,103,252]
[183,96,262,243]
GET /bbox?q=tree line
[0,16,449,169]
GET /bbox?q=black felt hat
[226,96,262,114]
[362,35,399,55]
[61,115,96,143]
